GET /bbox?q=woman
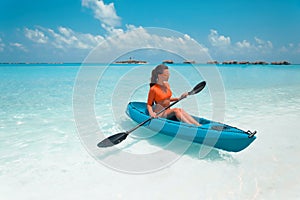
[147,64,201,126]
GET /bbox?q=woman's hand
[179,92,188,100]
[149,111,157,118]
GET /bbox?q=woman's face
[158,69,170,82]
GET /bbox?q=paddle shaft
[126,97,182,134]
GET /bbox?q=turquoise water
[1,64,300,199]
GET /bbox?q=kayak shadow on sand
[96,120,238,164]
[95,134,238,165]
[140,132,238,163]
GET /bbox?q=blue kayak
[126,102,256,152]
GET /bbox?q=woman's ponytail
[150,68,158,87]
[149,64,168,87]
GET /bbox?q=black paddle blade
[97,132,128,148]
[188,81,206,95]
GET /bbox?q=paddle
[97,81,206,148]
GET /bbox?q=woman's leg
[165,108,201,126]
[180,109,201,126]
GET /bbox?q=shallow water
[0,64,299,199]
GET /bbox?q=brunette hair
[150,64,168,87]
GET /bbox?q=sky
[0,0,300,63]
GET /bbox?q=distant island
[162,60,174,64]
[0,60,293,65]
[114,57,147,64]
[207,60,291,65]
[162,60,196,64]
[160,59,292,65]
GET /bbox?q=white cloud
[208,29,231,47]
[51,26,104,49]
[25,28,48,44]
[10,42,28,52]
[82,0,121,27]
[184,34,191,40]
[85,26,210,63]
[22,25,203,61]
[25,26,104,50]
[48,27,79,49]
[254,37,264,45]
[236,40,251,48]
[101,23,124,36]
[208,29,278,61]
[280,43,300,54]
[20,1,208,62]
[254,37,273,49]
[58,27,73,37]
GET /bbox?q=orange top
[147,84,172,106]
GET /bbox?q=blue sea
[0,63,300,199]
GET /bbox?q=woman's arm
[147,87,157,117]
[170,97,179,102]
[147,104,156,118]
[170,92,188,102]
